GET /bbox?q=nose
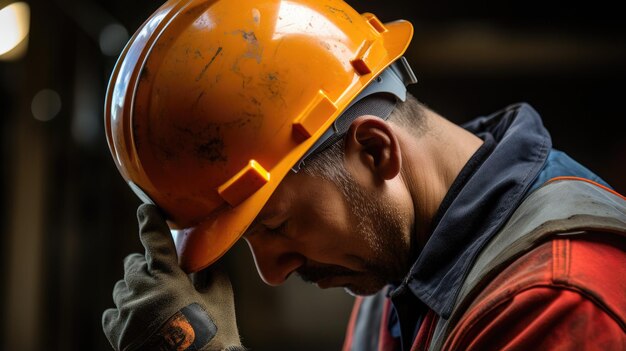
[244,234,306,286]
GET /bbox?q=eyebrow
[252,203,288,232]
[245,209,276,236]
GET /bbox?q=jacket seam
[551,238,570,285]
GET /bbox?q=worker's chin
[314,275,386,296]
[341,278,387,296]
[298,266,388,295]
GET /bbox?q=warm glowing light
[0,2,30,56]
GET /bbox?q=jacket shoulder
[444,233,626,350]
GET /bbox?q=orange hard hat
[105,0,415,272]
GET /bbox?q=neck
[395,110,484,247]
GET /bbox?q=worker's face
[245,117,414,296]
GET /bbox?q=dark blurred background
[1,0,624,350]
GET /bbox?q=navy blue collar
[390,103,551,318]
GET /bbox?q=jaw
[322,273,389,296]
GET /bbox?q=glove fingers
[102,307,119,331]
[102,308,121,348]
[136,204,180,273]
[123,252,144,272]
[112,279,129,307]
[123,253,152,291]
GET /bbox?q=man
[102,0,626,350]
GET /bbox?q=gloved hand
[102,204,244,351]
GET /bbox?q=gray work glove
[102,204,244,351]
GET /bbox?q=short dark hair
[301,92,428,183]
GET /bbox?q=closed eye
[266,220,288,235]
[244,215,288,238]
[243,221,264,238]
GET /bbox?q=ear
[343,115,402,183]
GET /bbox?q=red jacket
[432,234,624,350]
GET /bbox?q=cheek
[292,184,357,257]
[296,200,350,245]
